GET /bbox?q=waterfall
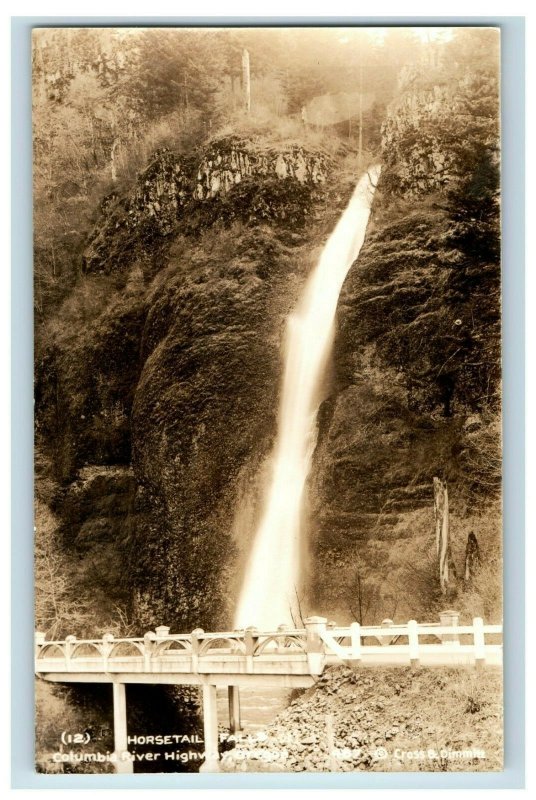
[234,166,381,630]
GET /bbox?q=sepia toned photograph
[33,25,502,775]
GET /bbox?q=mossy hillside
[308,177,500,623]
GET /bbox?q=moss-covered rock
[82,148,193,275]
[82,137,333,274]
[36,286,147,483]
[307,170,500,620]
[36,133,340,633]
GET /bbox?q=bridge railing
[319,618,502,668]
[35,613,502,677]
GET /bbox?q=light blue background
[12,15,525,790]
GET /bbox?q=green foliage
[35,489,136,639]
[393,502,502,623]
[310,28,501,625]
[350,35,501,421]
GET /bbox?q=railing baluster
[305,616,327,675]
[277,624,289,653]
[191,629,203,673]
[350,622,361,662]
[143,632,155,671]
[408,620,419,667]
[102,633,114,671]
[34,632,46,662]
[473,616,485,668]
[245,627,258,673]
[65,635,76,670]
[439,609,460,645]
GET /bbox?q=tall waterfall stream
[234,167,380,631]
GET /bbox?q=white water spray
[234,166,381,630]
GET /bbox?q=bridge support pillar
[199,684,220,772]
[112,682,133,774]
[228,685,242,733]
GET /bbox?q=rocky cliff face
[307,74,501,622]
[194,137,328,199]
[307,207,474,620]
[82,149,193,275]
[36,134,346,635]
[82,137,331,275]
[381,85,457,194]
[380,63,498,198]
[127,226,292,630]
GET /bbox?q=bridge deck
[35,644,502,684]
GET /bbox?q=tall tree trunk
[242,49,251,114]
[433,477,456,594]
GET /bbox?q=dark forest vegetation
[33,27,501,772]
[33,27,424,319]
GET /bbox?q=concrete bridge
[35,613,502,773]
